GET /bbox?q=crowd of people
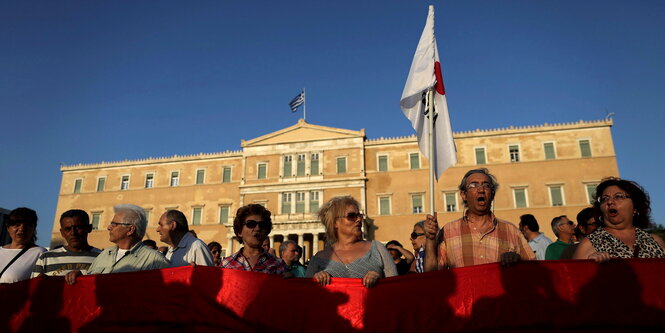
[1,168,664,288]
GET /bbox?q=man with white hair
[65,204,169,284]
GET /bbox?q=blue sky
[2,1,664,247]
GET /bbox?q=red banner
[2,259,665,332]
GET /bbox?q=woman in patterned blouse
[305,196,397,287]
[574,177,665,262]
[220,204,286,274]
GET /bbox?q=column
[269,235,275,248]
[312,233,319,256]
[297,233,304,264]
[226,236,234,256]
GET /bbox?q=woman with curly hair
[574,177,665,262]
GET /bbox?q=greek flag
[289,91,305,112]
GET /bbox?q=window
[219,205,230,224]
[411,194,424,214]
[310,153,320,175]
[585,183,598,204]
[544,142,556,160]
[379,196,391,215]
[120,176,129,190]
[579,140,592,157]
[196,169,205,185]
[283,155,292,177]
[337,156,347,174]
[378,155,388,172]
[310,191,320,213]
[409,152,420,169]
[222,167,231,183]
[192,207,202,225]
[509,145,520,163]
[91,212,101,230]
[549,186,564,206]
[73,179,82,193]
[170,171,179,187]
[257,163,267,179]
[145,173,154,189]
[297,154,306,176]
[144,209,152,225]
[444,192,457,212]
[475,147,486,165]
[96,177,106,192]
[513,188,528,208]
[295,192,305,213]
[282,193,292,214]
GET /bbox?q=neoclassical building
[53,118,618,262]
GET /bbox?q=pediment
[242,119,365,147]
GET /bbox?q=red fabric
[2,259,665,332]
[434,61,445,95]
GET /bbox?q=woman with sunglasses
[220,204,286,274]
[305,196,397,288]
[574,177,665,262]
[207,241,222,266]
[410,220,427,273]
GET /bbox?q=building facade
[53,119,619,261]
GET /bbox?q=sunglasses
[585,222,599,227]
[339,212,364,221]
[410,232,425,239]
[244,220,270,230]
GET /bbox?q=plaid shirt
[221,248,286,274]
[438,214,535,269]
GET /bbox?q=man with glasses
[424,168,535,270]
[32,209,101,277]
[65,204,169,285]
[561,207,599,259]
[545,215,576,260]
[156,209,214,267]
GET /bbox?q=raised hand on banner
[424,213,439,240]
[313,271,331,286]
[362,271,380,288]
[588,251,611,263]
[65,270,82,285]
[500,251,521,267]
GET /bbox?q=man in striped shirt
[32,209,101,277]
[424,168,535,270]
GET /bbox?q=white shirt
[0,246,46,283]
[166,232,214,267]
[528,233,553,260]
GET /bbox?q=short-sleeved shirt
[0,246,46,283]
[88,241,170,274]
[166,232,214,267]
[221,248,286,274]
[528,233,553,260]
[545,240,573,260]
[438,214,535,269]
[31,247,101,277]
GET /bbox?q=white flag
[400,5,456,180]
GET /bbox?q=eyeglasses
[466,182,493,191]
[410,232,425,239]
[244,220,270,230]
[338,212,364,221]
[110,222,132,228]
[586,222,600,227]
[597,193,630,204]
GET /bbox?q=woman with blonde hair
[305,196,397,287]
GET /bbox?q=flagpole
[427,87,436,215]
[303,87,307,122]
